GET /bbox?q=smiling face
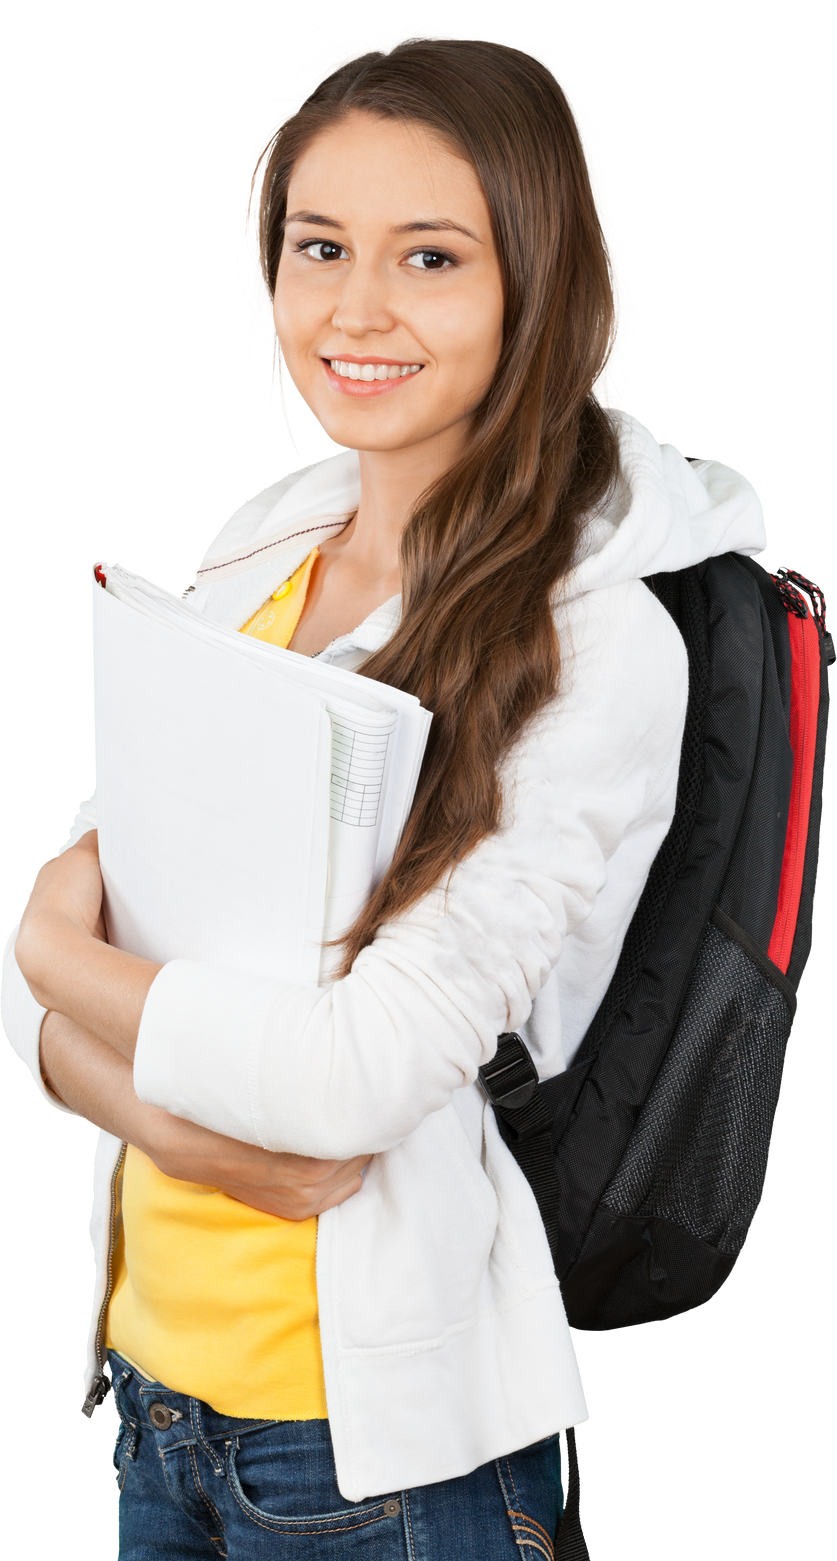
[273,111,505,460]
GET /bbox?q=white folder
[93,565,432,985]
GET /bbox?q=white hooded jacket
[1,411,766,1501]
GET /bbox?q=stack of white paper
[92,565,432,985]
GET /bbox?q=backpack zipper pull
[777,568,826,627]
[773,570,808,619]
[775,568,835,664]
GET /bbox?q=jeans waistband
[108,1350,326,1452]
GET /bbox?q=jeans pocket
[226,1437,404,1540]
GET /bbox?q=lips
[321,357,424,396]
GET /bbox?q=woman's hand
[16,832,160,1059]
[143,1109,371,1221]
[16,830,108,999]
[20,829,108,946]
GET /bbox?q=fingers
[271,1153,371,1203]
[222,1169,366,1221]
[314,1172,365,1215]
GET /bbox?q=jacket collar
[189,449,401,658]
[190,451,361,634]
[315,595,402,666]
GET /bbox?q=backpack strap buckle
[478,1032,539,1111]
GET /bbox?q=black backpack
[479,549,832,1558]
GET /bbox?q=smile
[330,359,422,380]
[321,358,424,398]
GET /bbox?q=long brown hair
[256,39,619,972]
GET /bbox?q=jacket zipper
[82,1141,126,1417]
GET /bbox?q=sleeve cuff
[133,959,303,1146]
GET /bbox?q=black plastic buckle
[478,1032,539,1113]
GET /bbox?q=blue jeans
[109,1352,563,1559]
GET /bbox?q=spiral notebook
[92,565,431,984]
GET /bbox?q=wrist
[25,1002,167,1145]
[18,912,160,1061]
[130,1099,171,1164]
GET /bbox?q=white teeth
[328,359,422,379]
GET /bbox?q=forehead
[286,111,490,231]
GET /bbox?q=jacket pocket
[322,1102,500,1352]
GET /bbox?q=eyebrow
[283,211,480,242]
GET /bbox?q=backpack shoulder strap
[555,1429,590,1559]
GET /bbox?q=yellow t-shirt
[239,546,320,644]
[106,549,328,1419]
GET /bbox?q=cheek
[429,288,504,387]
[272,284,298,357]
[272,272,318,362]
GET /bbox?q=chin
[314,410,427,453]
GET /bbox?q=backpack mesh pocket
[601,920,792,1254]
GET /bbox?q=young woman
[3,38,765,1561]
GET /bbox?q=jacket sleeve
[1,795,98,1110]
[133,582,688,1158]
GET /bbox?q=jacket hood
[569,410,765,597]
[189,410,765,632]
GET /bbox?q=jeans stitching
[229,1489,393,1537]
[226,1438,395,1536]
[113,1378,139,1488]
[112,1429,134,1498]
[404,1490,416,1560]
[187,1445,226,1539]
[496,1454,555,1561]
[508,1532,554,1561]
[509,1523,555,1561]
[191,1398,225,1475]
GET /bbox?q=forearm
[19,919,159,1063]
[39,1009,159,1142]
[39,1010,370,1220]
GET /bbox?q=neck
[343,422,471,578]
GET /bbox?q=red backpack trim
[767,606,822,972]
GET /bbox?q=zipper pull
[778,568,827,628]
[81,1372,112,1418]
[775,568,835,665]
[773,570,809,619]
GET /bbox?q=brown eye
[405,250,454,271]
[300,241,346,262]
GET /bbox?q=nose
[331,258,396,340]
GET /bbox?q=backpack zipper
[82,1141,126,1416]
[775,568,835,665]
[767,573,826,972]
